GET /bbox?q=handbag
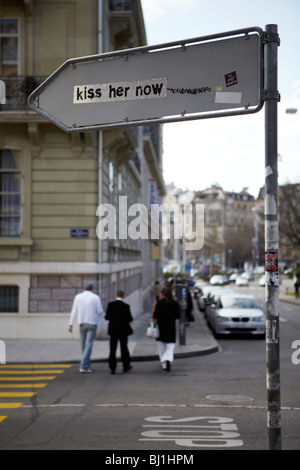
[146,321,159,339]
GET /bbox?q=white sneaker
[79,368,92,373]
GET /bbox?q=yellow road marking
[0,376,56,381]
[0,364,71,369]
[0,370,64,374]
[0,383,47,388]
[0,392,36,398]
[0,364,72,425]
[0,403,23,408]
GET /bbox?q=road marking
[206,394,254,402]
[0,370,65,374]
[0,403,23,409]
[18,402,300,412]
[0,383,47,388]
[0,364,71,369]
[0,392,36,398]
[0,364,71,425]
[140,416,243,448]
[0,376,56,381]
[95,403,179,407]
[21,404,85,408]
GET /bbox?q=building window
[0,150,22,237]
[0,18,19,76]
[0,286,19,312]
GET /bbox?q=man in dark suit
[105,290,133,374]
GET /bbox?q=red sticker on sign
[225,71,238,88]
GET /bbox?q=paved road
[0,283,299,453]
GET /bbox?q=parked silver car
[235,275,249,287]
[210,274,229,286]
[197,285,234,312]
[205,288,236,327]
[208,293,265,337]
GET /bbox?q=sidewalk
[4,309,220,364]
[279,294,300,306]
[279,277,300,307]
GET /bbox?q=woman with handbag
[152,287,180,372]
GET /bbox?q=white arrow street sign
[28,27,264,132]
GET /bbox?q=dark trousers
[109,336,131,371]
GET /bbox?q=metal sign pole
[264,24,281,450]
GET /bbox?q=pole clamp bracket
[263,31,280,46]
[263,89,281,102]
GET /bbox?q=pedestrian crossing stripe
[0,384,47,388]
[0,403,23,408]
[0,370,65,374]
[0,376,56,381]
[0,392,36,398]
[0,363,72,424]
[0,364,71,369]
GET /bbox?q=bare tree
[279,184,300,251]
[224,221,255,269]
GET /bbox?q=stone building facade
[0,1,165,339]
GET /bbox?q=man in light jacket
[68,284,104,373]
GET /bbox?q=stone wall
[29,275,97,313]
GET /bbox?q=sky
[140,0,300,198]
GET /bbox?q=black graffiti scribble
[167,86,212,95]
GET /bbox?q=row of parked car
[193,279,265,338]
[210,272,280,288]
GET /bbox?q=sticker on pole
[265,252,278,272]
